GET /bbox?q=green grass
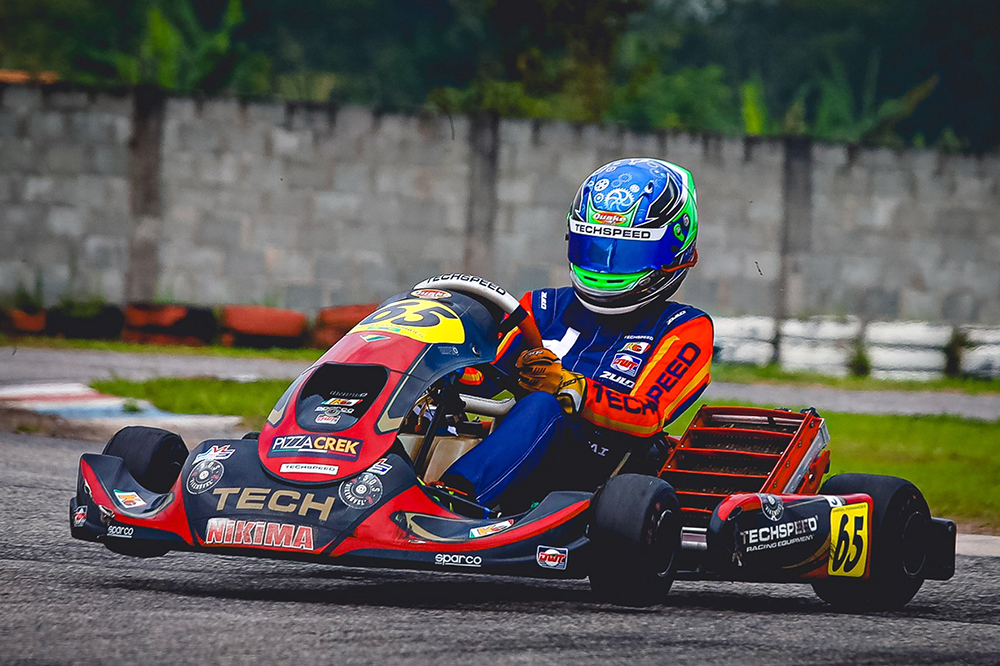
[91,377,290,428]
[92,376,1000,530]
[1,334,323,362]
[11,333,1000,394]
[712,362,1000,395]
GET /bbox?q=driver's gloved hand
[516,347,587,415]
[516,348,563,393]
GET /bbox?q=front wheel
[588,474,680,607]
[811,473,931,610]
[102,426,187,494]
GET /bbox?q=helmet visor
[568,222,680,275]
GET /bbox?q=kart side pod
[704,492,956,583]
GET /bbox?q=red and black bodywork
[69,277,956,597]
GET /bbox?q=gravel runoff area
[2,345,1000,420]
[1,431,998,665]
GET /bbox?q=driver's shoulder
[656,301,713,334]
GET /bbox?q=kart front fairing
[257,290,502,485]
[70,288,595,577]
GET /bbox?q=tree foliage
[0,0,996,150]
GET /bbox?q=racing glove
[516,347,587,415]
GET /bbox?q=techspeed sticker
[338,472,383,510]
[187,460,225,494]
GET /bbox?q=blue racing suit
[442,286,714,510]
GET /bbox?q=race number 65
[828,503,870,578]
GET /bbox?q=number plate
[828,502,870,578]
[350,299,465,344]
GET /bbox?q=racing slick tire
[811,473,931,610]
[588,474,681,607]
[103,426,188,494]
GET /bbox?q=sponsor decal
[410,288,451,300]
[98,505,115,525]
[315,413,341,425]
[435,553,483,568]
[536,546,568,570]
[644,342,702,402]
[610,353,642,377]
[589,443,610,457]
[570,220,667,241]
[599,370,635,389]
[73,505,87,527]
[279,463,340,476]
[107,524,133,539]
[469,519,515,539]
[621,341,650,354]
[360,334,390,343]
[664,309,688,327]
[350,298,465,345]
[824,495,844,508]
[113,490,147,509]
[269,434,362,460]
[540,291,548,310]
[338,472,384,510]
[759,494,785,522]
[420,273,508,296]
[205,517,314,551]
[591,383,658,417]
[368,458,393,475]
[740,516,819,553]
[590,210,629,225]
[212,487,336,521]
[322,397,363,407]
[194,444,235,463]
[828,503,869,578]
[187,460,225,494]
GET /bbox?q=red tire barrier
[122,303,217,346]
[312,303,378,349]
[47,304,124,339]
[7,309,47,334]
[220,305,309,349]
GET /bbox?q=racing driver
[440,158,714,512]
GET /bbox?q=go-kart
[70,274,956,608]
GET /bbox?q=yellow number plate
[350,299,465,345]
[828,502,870,578]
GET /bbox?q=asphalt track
[2,432,998,665]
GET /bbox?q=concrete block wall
[158,100,472,309]
[2,84,999,333]
[0,86,133,304]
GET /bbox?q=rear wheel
[811,473,931,610]
[588,474,680,607]
[103,426,187,494]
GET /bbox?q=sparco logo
[536,546,568,570]
[435,553,483,568]
[107,525,133,539]
[741,516,819,553]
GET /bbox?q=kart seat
[396,433,482,483]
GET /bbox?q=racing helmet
[567,158,698,315]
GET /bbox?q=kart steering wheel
[411,275,543,348]
[412,275,543,415]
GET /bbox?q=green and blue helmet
[567,158,698,314]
